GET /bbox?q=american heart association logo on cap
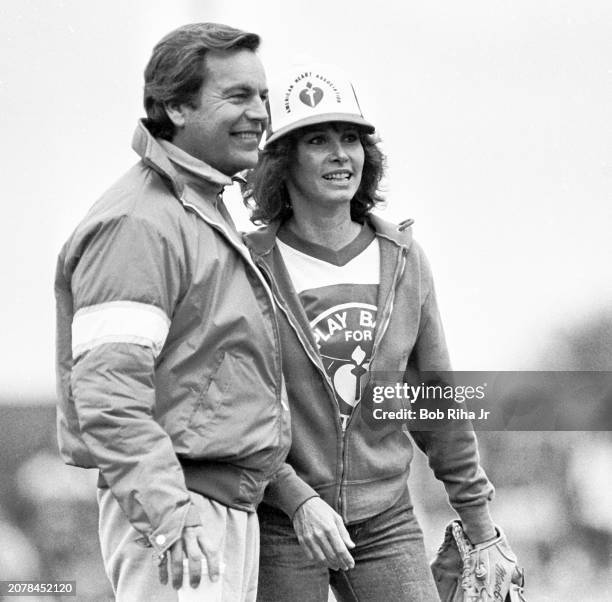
[299,82,324,107]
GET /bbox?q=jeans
[257,488,440,601]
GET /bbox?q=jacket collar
[367,214,414,250]
[158,138,233,194]
[245,213,414,256]
[131,119,232,199]
[245,220,283,257]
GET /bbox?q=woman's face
[285,122,365,214]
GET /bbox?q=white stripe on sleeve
[72,301,171,360]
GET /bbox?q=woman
[244,64,505,601]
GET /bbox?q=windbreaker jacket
[245,215,495,542]
[55,122,291,557]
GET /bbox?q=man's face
[170,49,268,176]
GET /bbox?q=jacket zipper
[371,247,408,362]
[181,200,288,470]
[256,258,346,508]
[338,245,408,520]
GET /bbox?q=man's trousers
[97,487,259,601]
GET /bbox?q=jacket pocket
[186,349,227,431]
[184,349,279,461]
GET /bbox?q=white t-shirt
[277,224,380,431]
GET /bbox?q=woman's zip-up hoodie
[245,214,495,543]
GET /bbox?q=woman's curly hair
[244,125,386,225]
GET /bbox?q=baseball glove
[431,521,526,602]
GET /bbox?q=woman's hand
[292,497,356,571]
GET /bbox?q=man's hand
[292,498,355,571]
[158,525,220,589]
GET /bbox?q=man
[55,23,290,601]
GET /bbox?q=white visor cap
[265,64,375,146]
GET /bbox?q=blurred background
[0,1,610,600]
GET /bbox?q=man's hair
[143,23,260,140]
[244,126,386,225]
